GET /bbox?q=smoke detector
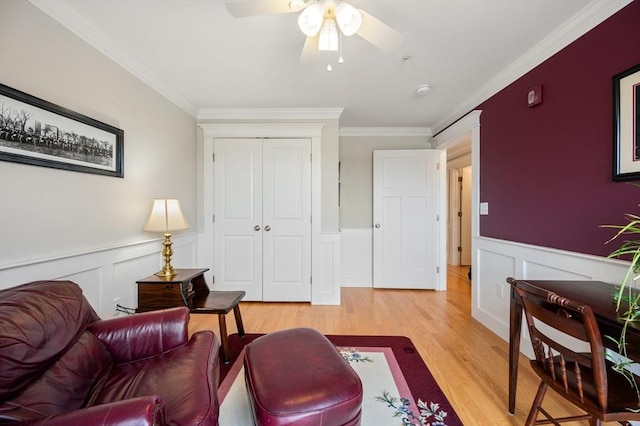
[416,84,431,96]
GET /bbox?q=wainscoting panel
[340,228,373,287]
[476,248,515,329]
[473,236,630,358]
[523,260,592,280]
[314,233,341,305]
[58,267,104,316]
[0,234,198,319]
[112,252,161,315]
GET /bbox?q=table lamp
[143,198,189,278]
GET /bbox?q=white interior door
[262,139,311,301]
[214,139,263,300]
[460,166,472,265]
[373,150,442,289]
[214,138,311,301]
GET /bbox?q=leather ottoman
[244,328,363,426]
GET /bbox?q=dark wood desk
[136,268,245,364]
[507,278,640,415]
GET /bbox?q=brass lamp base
[155,233,176,278]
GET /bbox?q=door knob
[375,223,381,228]
[254,225,261,231]
[264,225,271,232]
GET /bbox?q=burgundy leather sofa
[0,280,221,425]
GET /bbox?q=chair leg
[526,381,548,426]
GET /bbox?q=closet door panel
[214,139,263,300]
[262,139,311,301]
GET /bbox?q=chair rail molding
[473,235,629,359]
[0,233,199,319]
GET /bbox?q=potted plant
[603,195,640,403]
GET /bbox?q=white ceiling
[29,0,627,132]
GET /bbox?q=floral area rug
[217,333,462,426]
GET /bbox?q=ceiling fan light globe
[318,18,339,51]
[335,3,362,36]
[289,0,306,12]
[298,3,324,36]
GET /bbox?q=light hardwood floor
[188,266,603,425]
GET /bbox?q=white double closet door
[214,138,311,302]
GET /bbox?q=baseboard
[340,228,373,288]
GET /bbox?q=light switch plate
[480,202,489,215]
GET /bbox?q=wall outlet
[495,282,503,298]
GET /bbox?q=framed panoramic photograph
[613,63,640,182]
[0,83,124,177]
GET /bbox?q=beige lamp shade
[143,199,189,233]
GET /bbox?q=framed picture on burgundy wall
[613,63,640,181]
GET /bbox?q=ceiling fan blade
[225,1,294,18]
[299,34,320,64]
[356,9,404,53]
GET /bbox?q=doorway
[432,111,481,288]
[459,166,472,266]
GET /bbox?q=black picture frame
[0,83,123,177]
[613,63,640,182]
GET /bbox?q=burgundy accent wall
[478,0,640,258]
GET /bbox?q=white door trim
[431,110,482,313]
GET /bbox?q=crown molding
[431,0,633,135]
[197,107,344,121]
[339,127,433,137]
[199,123,325,138]
[28,0,199,117]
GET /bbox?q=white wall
[0,1,198,313]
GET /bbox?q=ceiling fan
[224,0,404,68]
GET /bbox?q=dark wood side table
[136,268,245,364]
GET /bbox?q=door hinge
[436,215,440,221]
[458,246,462,252]
[212,153,215,162]
[310,277,312,284]
[437,162,440,170]
[212,275,215,283]
[458,211,462,217]
[458,176,463,182]
[212,214,215,223]
[436,267,440,273]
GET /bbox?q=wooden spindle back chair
[514,284,640,425]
